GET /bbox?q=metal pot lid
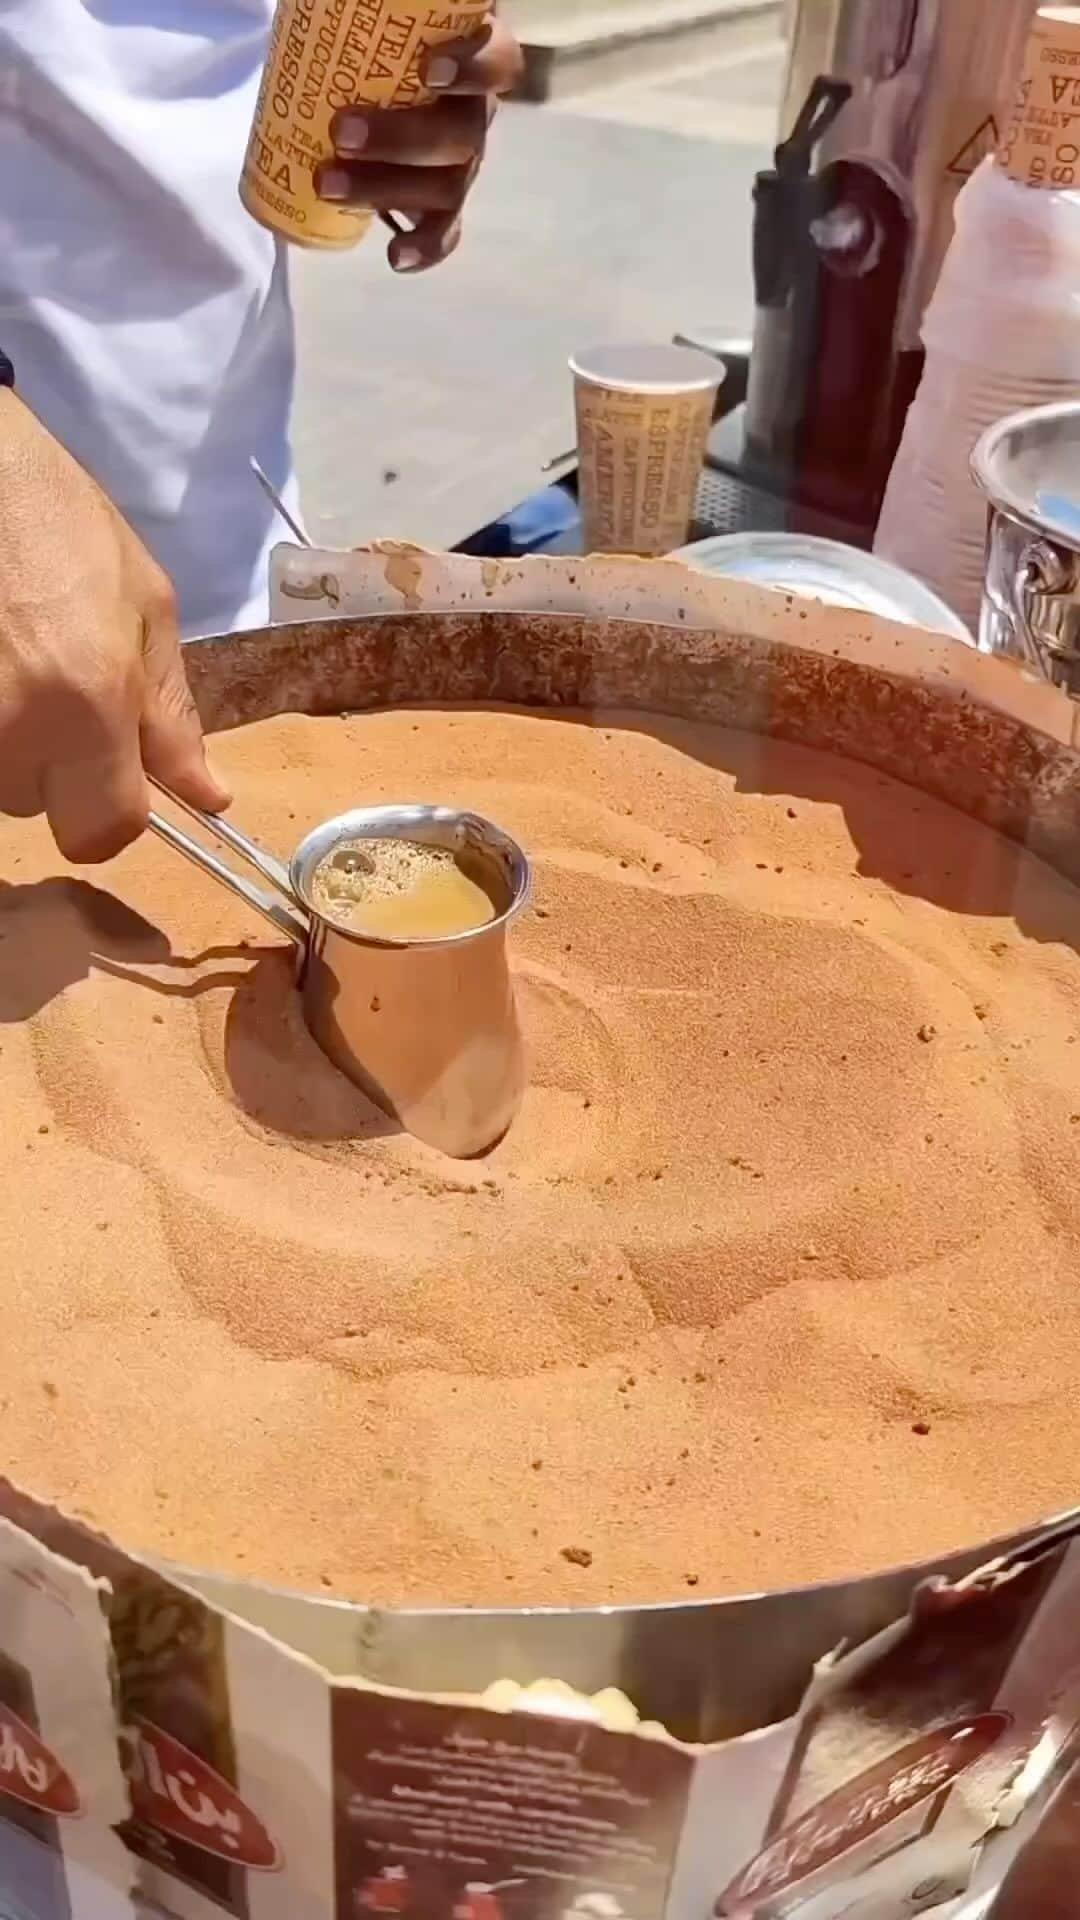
[672,532,974,644]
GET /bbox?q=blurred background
[291,0,786,550]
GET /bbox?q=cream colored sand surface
[2,706,1080,1606]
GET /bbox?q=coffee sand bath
[2,706,1080,1606]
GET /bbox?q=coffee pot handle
[146,780,309,948]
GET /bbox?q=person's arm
[0,388,228,862]
[315,14,525,273]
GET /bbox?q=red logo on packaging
[122,1719,280,1870]
[0,1703,81,1817]
[718,1712,1011,1914]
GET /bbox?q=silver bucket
[126,604,1080,1741]
[972,399,1080,698]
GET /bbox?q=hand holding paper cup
[571,345,724,557]
[998,5,1080,190]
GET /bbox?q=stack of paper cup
[876,4,1080,635]
[571,345,724,557]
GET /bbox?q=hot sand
[2,705,1080,1606]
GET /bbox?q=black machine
[704,0,1038,547]
[461,0,1038,559]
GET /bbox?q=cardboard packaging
[7,1481,1080,1919]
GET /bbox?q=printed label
[109,1575,250,1919]
[121,1720,279,1872]
[945,114,999,178]
[575,385,714,557]
[717,1714,1011,1915]
[0,1703,81,1819]
[333,1689,691,1919]
[0,1650,73,1920]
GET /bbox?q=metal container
[160,603,1080,1739]
[672,531,974,640]
[972,400,1080,700]
[148,791,529,1160]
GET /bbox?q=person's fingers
[386,209,464,274]
[332,96,487,168]
[0,754,44,819]
[43,749,149,864]
[138,585,231,814]
[0,697,44,816]
[316,158,471,212]
[40,671,150,864]
[423,16,524,96]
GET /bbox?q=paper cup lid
[998,4,1080,188]
[569,343,724,395]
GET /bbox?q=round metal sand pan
[164,602,1080,1734]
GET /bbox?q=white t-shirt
[0,0,296,636]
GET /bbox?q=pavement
[289,35,785,551]
[504,0,782,103]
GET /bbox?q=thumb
[139,607,231,814]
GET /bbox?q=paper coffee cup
[570,345,723,557]
[998,4,1080,189]
[241,0,490,248]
